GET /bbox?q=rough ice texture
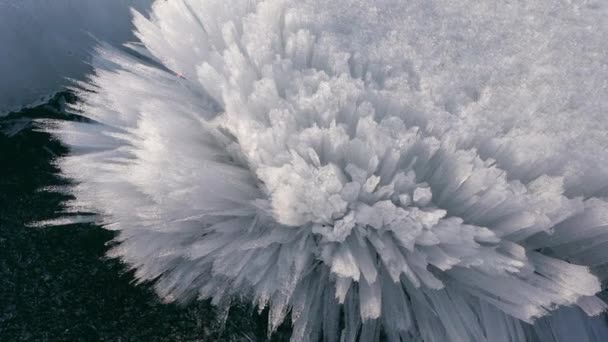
[47,0,608,341]
[0,0,152,115]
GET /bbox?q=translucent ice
[0,0,152,115]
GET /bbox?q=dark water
[0,94,290,341]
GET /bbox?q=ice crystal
[47,1,608,341]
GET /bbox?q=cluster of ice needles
[42,0,608,341]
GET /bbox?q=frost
[46,0,608,341]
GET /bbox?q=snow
[43,0,608,341]
[0,0,153,115]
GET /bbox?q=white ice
[42,0,608,341]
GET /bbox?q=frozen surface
[0,0,153,115]
[47,0,608,341]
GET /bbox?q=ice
[43,0,608,341]
[412,186,432,206]
[0,0,153,115]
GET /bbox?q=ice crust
[47,0,608,341]
[0,0,152,115]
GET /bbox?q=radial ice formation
[0,0,152,115]
[49,1,608,341]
